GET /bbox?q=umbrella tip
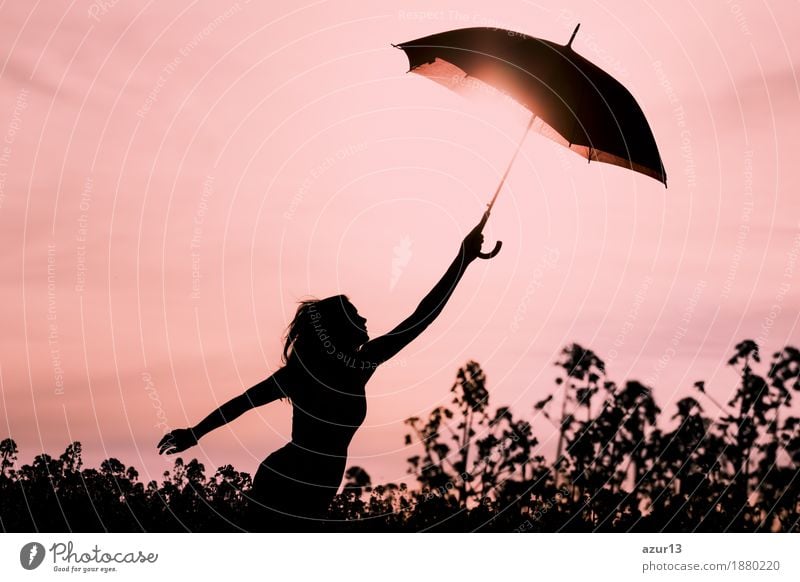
[566,23,581,49]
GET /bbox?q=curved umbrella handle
[477,240,502,260]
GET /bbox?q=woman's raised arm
[359,212,495,366]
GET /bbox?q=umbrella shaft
[487,113,536,213]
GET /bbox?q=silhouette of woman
[157,213,496,530]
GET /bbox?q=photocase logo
[19,542,46,570]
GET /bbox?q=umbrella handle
[477,240,502,260]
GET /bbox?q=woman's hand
[461,211,497,261]
[157,428,198,455]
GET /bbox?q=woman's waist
[290,418,360,451]
[285,438,350,458]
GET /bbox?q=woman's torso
[287,357,373,457]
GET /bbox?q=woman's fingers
[157,428,195,455]
[158,432,177,454]
[476,210,489,229]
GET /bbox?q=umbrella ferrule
[567,23,581,49]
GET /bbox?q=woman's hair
[282,295,351,370]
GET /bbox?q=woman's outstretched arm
[359,212,495,366]
[157,366,290,455]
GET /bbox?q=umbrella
[395,25,666,259]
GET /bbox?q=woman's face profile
[338,300,368,347]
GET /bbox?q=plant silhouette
[2,339,798,532]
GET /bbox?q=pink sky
[1,0,799,486]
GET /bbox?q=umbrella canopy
[395,26,667,186]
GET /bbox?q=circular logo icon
[19,542,46,570]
